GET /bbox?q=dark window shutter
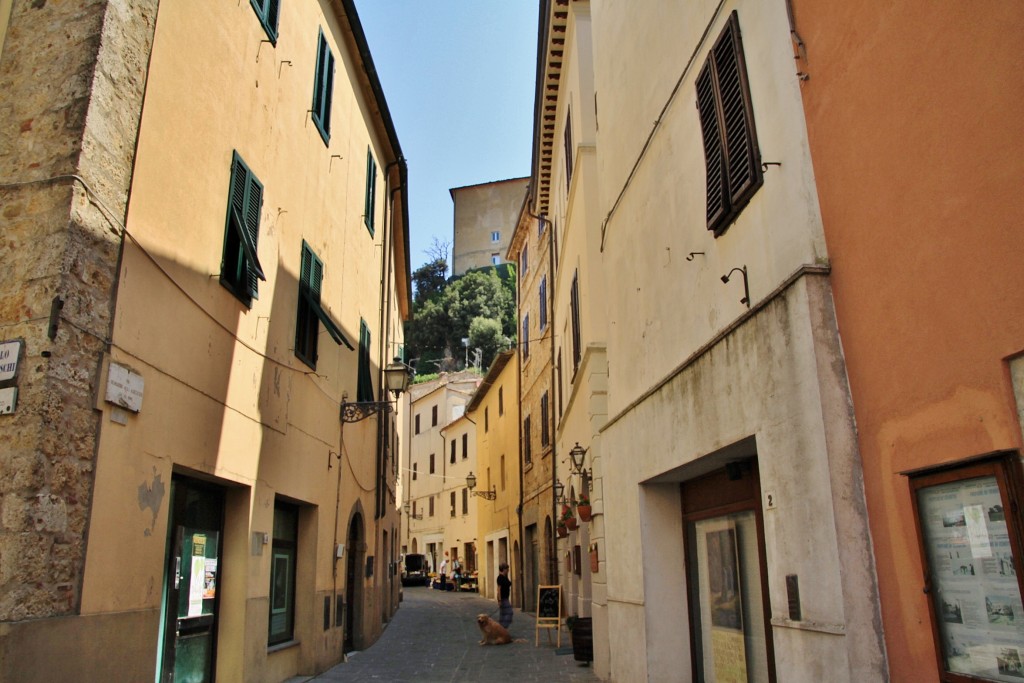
[244,175,263,300]
[715,16,760,212]
[698,11,762,235]
[365,150,377,235]
[358,319,374,402]
[696,63,727,229]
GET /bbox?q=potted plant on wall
[562,504,578,531]
[556,521,569,538]
[576,492,592,522]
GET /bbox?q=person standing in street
[496,562,513,628]
[439,552,449,590]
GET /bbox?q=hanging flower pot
[556,524,569,538]
[576,493,592,522]
[566,515,578,531]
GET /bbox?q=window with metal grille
[221,152,266,306]
[311,29,334,145]
[696,11,762,236]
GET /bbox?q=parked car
[401,553,430,586]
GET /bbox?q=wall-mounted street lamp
[340,357,414,423]
[721,266,751,309]
[554,478,566,505]
[569,442,592,478]
[466,472,496,500]
[403,501,423,520]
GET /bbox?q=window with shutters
[221,152,266,306]
[540,391,550,448]
[570,271,581,377]
[357,319,374,401]
[696,11,762,237]
[432,405,438,426]
[520,244,528,278]
[429,497,434,517]
[461,488,468,515]
[412,463,417,481]
[539,276,548,330]
[498,387,504,416]
[564,107,574,193]
[415,414,421,434]
[429,453,435,474]
[524,415,532,466]
[312,29,335,146]
[364,149,377,235]
[522,314,530,360]
[462,433,468,460]
[450,439,456,464]
[450,492,456,518]
[250,0,280,44]
[295,241,349,370]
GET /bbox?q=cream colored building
[529,1,886,682]
[529,0,608,672]
[465,351,521,602]
[402,372,480,575]
[451,177,529,276]
[0,1,411,680]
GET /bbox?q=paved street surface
[308,586,602,682]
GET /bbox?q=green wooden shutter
[312,31,334,145]
[244,172,263,300]
[696,62,727,230]
[364,150,376,235]
[715,14,760,214]
[358,319,374,402]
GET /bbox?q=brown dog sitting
[477,613,514,645]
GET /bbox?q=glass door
[159,477,224,683]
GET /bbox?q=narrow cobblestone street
[307,587,601,683]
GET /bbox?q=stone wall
[0,0,158,622]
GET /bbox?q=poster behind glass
[918,475,1024,681]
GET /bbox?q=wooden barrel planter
[569,616,594,663]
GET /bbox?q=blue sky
[354,1,537,273]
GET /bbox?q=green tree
[468,317,509,370]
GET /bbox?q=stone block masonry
[0,0,158,623]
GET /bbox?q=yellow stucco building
[0,1,410,680]
[466,350,521,603]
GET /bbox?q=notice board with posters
[535,585,562,647]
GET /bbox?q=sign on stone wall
[0,340,21,381]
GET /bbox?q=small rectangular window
[312,30,335,145]
[412,463,417,481]
[498,387,504,416]
[462,488,468,515]
[450,439,456,464]
[429,453,435,474]
[462,433,468,460]
[485,407,489,433]
[432,405,438,426]
[249,0,280,44]
[491,231,500,242]
[450,491,456,518]
[364,149,377,235]
[520,245,529,278]
[220,152,266,306]
[491,253,501,266]
[501,455,506,491]
[429,497,434,517]
[415,414,421,434]
[268,501,298,645]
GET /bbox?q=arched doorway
[345,513,365,651]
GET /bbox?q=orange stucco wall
[795,2,1024,679]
